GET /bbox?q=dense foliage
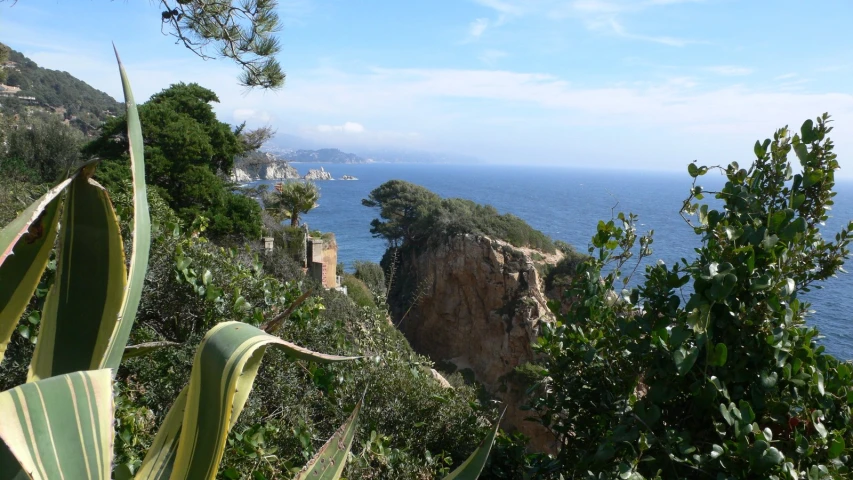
[264,180,320,227]
[86,82,262,238]
[2,113,85,183]
[0,44,122,131]
[529,115,853,479]
[363,179,556,253]
[353,260,387,302]
[111,218,487,478]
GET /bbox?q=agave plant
[0,50,500,480]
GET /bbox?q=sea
[251,162,853,360]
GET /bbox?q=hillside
[0,43,122,133]
[283,147,368,163]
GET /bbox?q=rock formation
[304,167,333,181]
[231,152,299,182]
[386,234,561,452]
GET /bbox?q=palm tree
[264,180,319,227]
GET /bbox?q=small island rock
[304,166,333,181]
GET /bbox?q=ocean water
[255,162,853,360]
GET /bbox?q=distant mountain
[353,147,482,164]
[0,44,122,134]
[282,148,369,164]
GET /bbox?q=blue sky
[2,0,853,173]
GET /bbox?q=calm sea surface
[253,163,853,360]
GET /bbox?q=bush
[353,260,387,300]
[530,115,853,478]
[543,245,589,292]
[342,274,376,309]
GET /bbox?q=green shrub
[353,260,386,300]
[530,115,853,478]
[342,274,376,309]
[543,245,589,292]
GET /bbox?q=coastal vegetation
[264,180,320,227]
[525,115,853,478]
[85,82,264,239]
[363,179,556,253]
[2,26,853,480]
[0,55,500,479]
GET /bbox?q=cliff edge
[386,234,561,452]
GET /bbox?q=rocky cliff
[232,152,300,182]
[385,234,562,452]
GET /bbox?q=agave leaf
[293,396,363,480]
[442,408,505,480]
[100,45,151,370]
[0,369,114,480]
[27,171,127,382]
[122,341,180,361]
[136,322,359,480]
[0,177,73,364]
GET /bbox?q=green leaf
[674,346,699,376]
[28,170,128,382]
[688,163,699,178]
[136,322,359,480]
[442,408,505,480]
[0,370,114,479]
[814,422,828,439]
[760,447,784,467]
[99,47,152,371]
[710,444,724,459]
[828,436,845,459]
[0,177,72,364]
[800,119,817,143]
[202,269,213,286]
[293,397,363,480]
[16,324,29,340]
[814,371,825,396]
[759,371,778,389]
[710,343,728,366]
[794,143,809,163]
[754,140,765,159]
[779,217,806,242]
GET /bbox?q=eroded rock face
[231,154,300,182]
[387,234,558,452]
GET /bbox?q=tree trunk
[290,214,299,227]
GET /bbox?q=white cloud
[468,18,490,38]
[316,122,366,133]
[704,65,753,76]
[774,73,797,80]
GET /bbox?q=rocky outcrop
[231,152,299,183]
[304,167,333,181]
[386,234,560,452]
[340,175,358,180]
